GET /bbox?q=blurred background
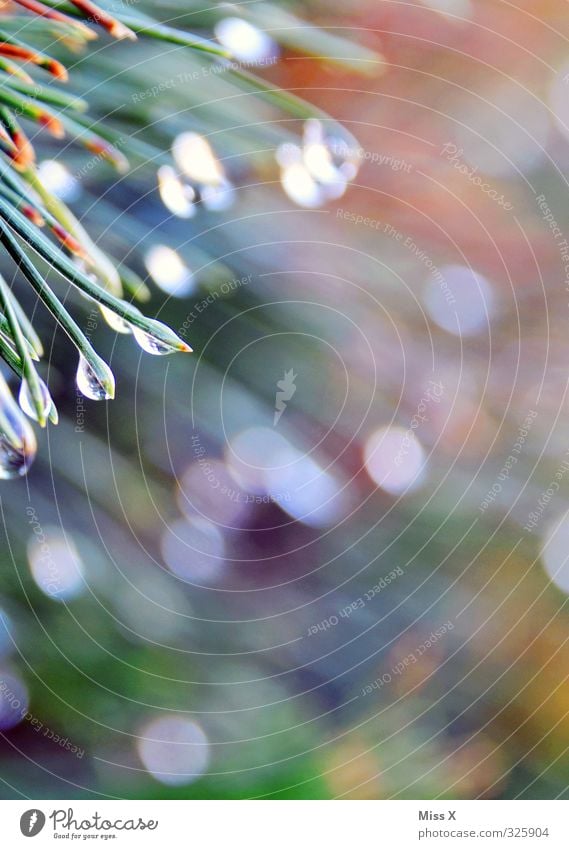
[2,0,569,799]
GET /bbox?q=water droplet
[200,178,235,212]
[144,246,195,297]
[304,121,361,185]
[100,305,131,334]
[37,159,80,202]
[157,165,196,219]
[277,122,356,207]
[18,378,51,422]
[0,404,37,479]
[280,161,324,208]
[76,355,114,401]
[214,17,278,64]
[172,133,225,186]
[303,118,326,146]
[325,135,361,180]
[303,141,341,185]
[131,326,177,356]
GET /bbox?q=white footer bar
[2,800,567,847]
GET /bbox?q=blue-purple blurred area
[1,0,569,799]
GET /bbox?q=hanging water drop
[302,120,341,186]
[18,378,51,423]
[128,316,191,354]
[0,401,37,479]
[0,429,36,478]
[131,326,178,356]
[280,161,324,208]
[299,119,360,197]
[99,305,131,334]
[276,124,354,208]
[76,355,115,401]
[323,133,361,181]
